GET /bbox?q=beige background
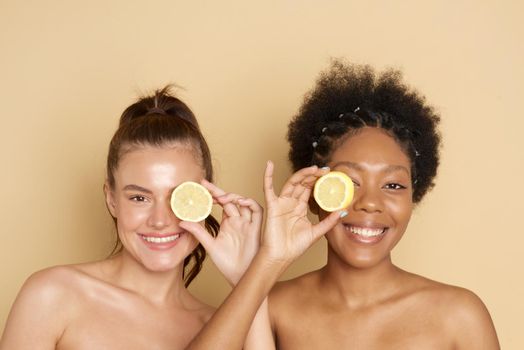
[1,0,522,347]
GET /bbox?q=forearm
[244,298,275,350]
[186,251,286,350]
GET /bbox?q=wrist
[255,247,292,277]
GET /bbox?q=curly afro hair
[287,60,441,203]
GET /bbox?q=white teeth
[349,226,384,237]
[142,234,180,243]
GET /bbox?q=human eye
[129,195,148,202]
[383,183,407,190]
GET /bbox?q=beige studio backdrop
[1,0,523,347]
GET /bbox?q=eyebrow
[331,161,410,176]
[122,184,153,194]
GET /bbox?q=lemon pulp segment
[313,171,354,212]
[170,181,212,222]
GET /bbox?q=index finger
[280,166,329,198]
[201,179,227,198]
[264,161,277,202]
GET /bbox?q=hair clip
[321,127,327,133]
[415,150,420,157]
[354,106,360,113]
[312,141,318,148]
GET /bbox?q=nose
[147,199,177,229]
[352,185,384,214]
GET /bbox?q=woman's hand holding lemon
[260,162,348,266]
[178,180,263,286]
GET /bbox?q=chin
[142,257,184,272]
[346,252,393,270]
[327,243,390,270]
[134,247,192,273]
[345,257,381,270]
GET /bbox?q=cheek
[115,200,151,231]
[386,198,413,228]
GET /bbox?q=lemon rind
[313,171,354,212]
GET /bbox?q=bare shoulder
[15,264,85,307]
[407,274,493,320]
[436,284,499,349]
[268,270,321,322]
[12,264,94,315]
[0,265,87,348]
[270,270,320,303]
[405,274,500,349]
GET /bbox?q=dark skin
[269,127,499,349]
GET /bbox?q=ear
[104,181,117,218]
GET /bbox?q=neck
[108,250,188,306]
[320,247,405,308]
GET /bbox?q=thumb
[179,221,215,251]
[311,210,346,240]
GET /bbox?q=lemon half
[170,181,212,222]
[313,171,354,212]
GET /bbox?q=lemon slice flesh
[170,181,212,222]
[313,171,354,212]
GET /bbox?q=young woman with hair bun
[0,84,346,349]
[0,86,270,349]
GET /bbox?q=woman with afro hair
[259,60,499,349]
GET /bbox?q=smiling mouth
[344,225,386,237]
[139,234,181,243]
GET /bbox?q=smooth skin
[0,144,263,350]
[186,161,346,349]
[1,128,499,349]
[268,127,500,349]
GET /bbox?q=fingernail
[339,211,348,218]
[321,166,330,170]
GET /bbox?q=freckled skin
[269,128,499,350]
[0,146,215,350]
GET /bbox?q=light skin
[0,144,263,350]
[267,127,500,349]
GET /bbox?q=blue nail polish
[339,211,348,218]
